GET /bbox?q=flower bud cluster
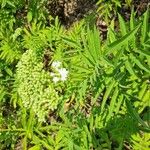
[16,49,60,122]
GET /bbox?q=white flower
[50,61,68,82]
[50,72,55,77]
[53,76,60,83]
[58,68,68,81]
[51,61,61,69]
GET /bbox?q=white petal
[50,72,55,77]
[53,77,59,83]
[58,68,68,81]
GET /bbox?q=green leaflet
[125,59,138,79]
[87,26,101,59]
[141,9,149,43]
[62,37,80,49]
[138,90,150,113]
[130,53,150,73]
[82,27,101,66]
[0,87,6,102]
[135,49,150,57]
[130,8,135,30]
[33,135,53,150]
[118,13,127,36]
[138,82,148,99]
[129,8,136,48]
[115,94,124,114]
[28,145,41,150]
[126,99,150,130]
[107,20,116,43]
[107,86,119,121]
[105,23,141,55]
[101,79,116,111]
[131,132,150,150]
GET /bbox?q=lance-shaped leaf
[105,23,141,55]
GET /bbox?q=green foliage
[96,0,133,23]
[0,1,150,149]
[131,132,150,150]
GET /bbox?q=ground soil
[46,0,149,27]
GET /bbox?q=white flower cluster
[50,61,68,83]
[16,49,60,122]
